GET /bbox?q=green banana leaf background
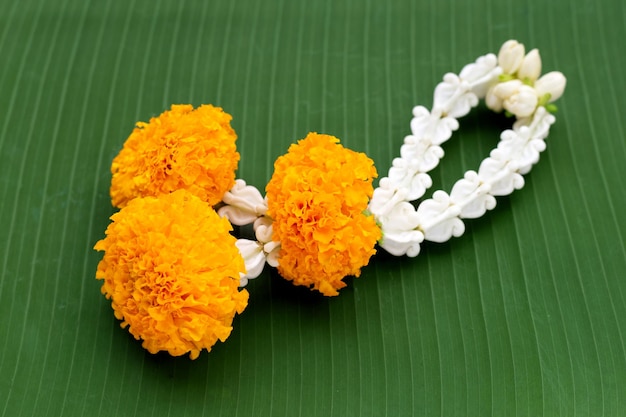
[1,0,624,416]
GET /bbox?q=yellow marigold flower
[266,132,381,296]
[94,189,248,359]
[110,104,239,208]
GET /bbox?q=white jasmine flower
[490,80,538,118]
[492,79,525,98]
[410,106,459,145]
[486,79,521,113]
[235,239,267,286]
[485,84,504,112]
[432,73,478,118]
[535,71,567,103]
[218,179,267,226]
[234,216,281,286]
[503,84,538,118]
[498,40,525,74]
[380,229,424,257]
[458,53,500,99]
[517,48,542,83]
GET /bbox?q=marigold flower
[266,133,381,296]
[110,104,239,208]
[94,189,248,359]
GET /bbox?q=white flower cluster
[217,179,279,286]
[486,40,566,119]
[369,39,566,257]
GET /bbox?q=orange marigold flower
[94,189,248,359]
[110,104,239,208]
[266,132,381,296]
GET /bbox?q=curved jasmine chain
[369,39,566,257]
[415,106,554,243]
[367,53,502,256]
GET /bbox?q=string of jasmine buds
[369,39,566,256]
[219,39,566,285]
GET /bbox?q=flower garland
[94,40,566,358]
